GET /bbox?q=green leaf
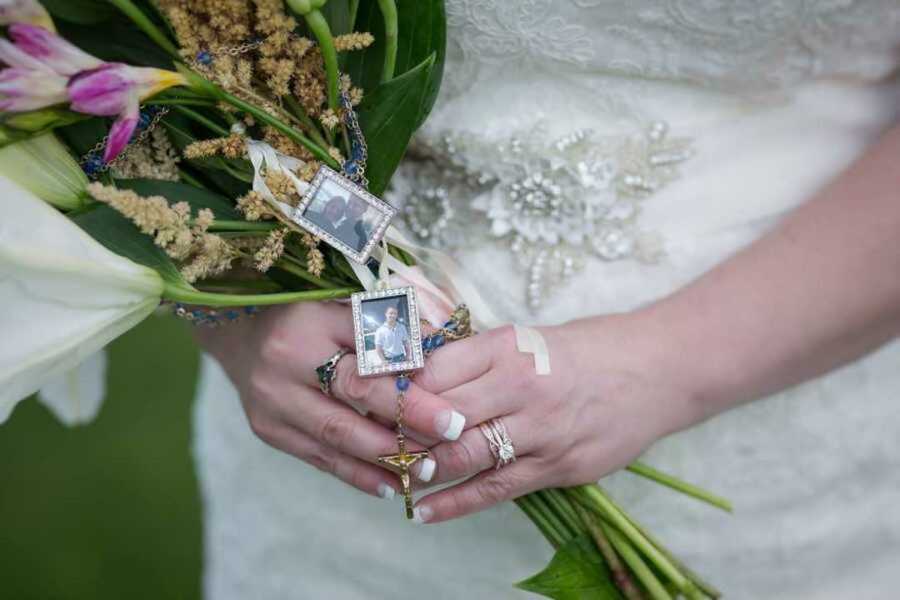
[393,0,446,127]
[40,0,116,24]
[73,205,186,286]
[56,17,173,69]
[321,0,353,36]
[515,535,623,600]
[357,53,434,195]
[115,179,241,220]
[56,117,108,157]
[345,0,446,126]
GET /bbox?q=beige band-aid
[514,325,551,376]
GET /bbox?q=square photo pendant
[292,166,396,264]
[352,286,425,377]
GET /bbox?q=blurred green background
[0,316,203,599]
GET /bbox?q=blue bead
[422,337,433,351]
[343,160,358,175]
[138,111,153,130]
[396,377,411,392]
[350,143,365,161]
[443,320,457,331]
[82,155,104,176]
[226,310,240,321]
[196,50,213,65]
[433,334,445,348]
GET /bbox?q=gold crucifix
[378,433,430,519]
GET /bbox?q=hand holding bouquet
[0,2,730,598]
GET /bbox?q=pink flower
[0,24,186,162]
[68,64,186,161]
[0,0,55,31]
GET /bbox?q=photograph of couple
[303,178,381,255]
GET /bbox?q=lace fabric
[443,0,900,98]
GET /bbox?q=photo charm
[293,166,396,264]
[352,286,425,377]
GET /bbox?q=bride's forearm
[639,123,900,428]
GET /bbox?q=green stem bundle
[162,284,357,307]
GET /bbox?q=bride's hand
[193,301,467,498]
[410,315,700,523]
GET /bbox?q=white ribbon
[246,140,310,222]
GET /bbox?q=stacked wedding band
[479,418,516,469]
[316,348,351,396]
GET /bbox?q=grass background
[0,316,202,599]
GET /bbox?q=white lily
[0,175,163,423]
[0,133,89,210]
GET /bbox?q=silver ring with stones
[315,347,351,397]
[479,418,516,470]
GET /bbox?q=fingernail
[412,505,432,524]
[378,483,396,501]
[435,410,466,441]
[417,457,436,482]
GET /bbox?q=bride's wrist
[562,310,713,437]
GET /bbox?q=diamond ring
[479,418,516,470]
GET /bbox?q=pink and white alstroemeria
[0,24,187,161]
[0,0,55,31]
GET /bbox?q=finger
[370,413,440,447]
[411,458,542,524]
[420,413,536,488]
[414,330,496,393]
[263,422,400,500]
[276,385,437,482]
[331,356,467,442]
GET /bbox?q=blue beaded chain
[80,105,169,178]
[172,303,260,327]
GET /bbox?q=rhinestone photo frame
[292,166,396,264]
[351,286,425,377]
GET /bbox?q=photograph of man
[374,304,411,364]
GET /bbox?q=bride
[193,2,900,598]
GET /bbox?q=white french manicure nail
[378,483,396,501]
[417,457,436,482]
[412,505,432,524]
[436,410,466,441]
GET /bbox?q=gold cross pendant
[378,433,430,519]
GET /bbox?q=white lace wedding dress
[194,2,900,598]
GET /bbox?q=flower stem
[595,488,722,599]
[627,461,732,512]
[219,89,339,168]
[574,502,645,600]
[107,0,181,60]
[275,255,344,289]
[162,284,357,307]
[203,220,278,232]
[570,486,698,597]
[171,106,229,136]
[516,496,565,549]
[600,520,673,600]
[376,0,399,82]
[529,492,577,542]
[302,9,340,111]
[540,489,585,537]
[284,95,330,149]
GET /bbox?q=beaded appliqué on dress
[389,122,692,309]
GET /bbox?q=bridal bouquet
[0,1,730,598]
